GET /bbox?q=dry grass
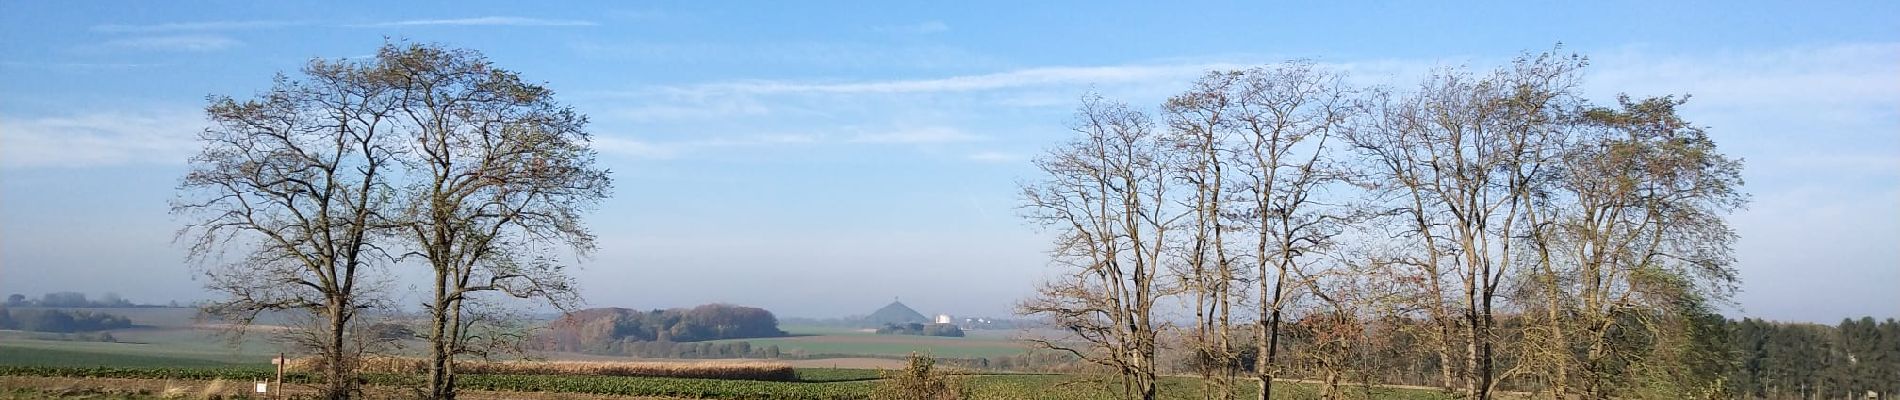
[284,356,798,381]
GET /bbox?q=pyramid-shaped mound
[865,300,929,325]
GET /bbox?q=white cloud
[874,21,950,34]
[0,111,205,168]
[91,20,304,33]
[850,127,985,144]
[362,16,597,27]
[84,35,240,52]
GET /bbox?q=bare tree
[1163,70,1244,399]
[1346,51,1585,399]
[175,55,402,399]
[374,43,612,400]
[1013,47,1743,400]
[1226,62,1353,400]
[1020,94,1178,400]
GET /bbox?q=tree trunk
[443,297,465,400]
[1261,286,1286,400]
[427,270,452,400]
[325,301,349,399]
[1135,361,1158,400]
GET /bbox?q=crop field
[286,356,802,381]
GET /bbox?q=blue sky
[1,1,1895,322]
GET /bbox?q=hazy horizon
[2,1,1896,323]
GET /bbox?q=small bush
[873,352,964,400]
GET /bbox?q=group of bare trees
[1020,49,1746,400]
[174,42,611,400]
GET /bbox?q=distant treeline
[1729,317,1899,399]
[604,340,783,359]
[0,306,133,333]
[5,292,166,308]
[1161,314,1900,399]
[875,322,964,337]
[538,304,787,353]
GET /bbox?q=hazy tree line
[783,316,1035,330]
[173,42,609,399]
[876,322,967,337]
[598,340,782,359]
[537,305,787,353]
[0,306,133,333]
[1019,48,1765,400]
[4,292,162,308]
[875,322,967,337]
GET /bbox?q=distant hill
[864,301,929,325]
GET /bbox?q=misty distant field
[0,310,1039,367]
[0,307,279,367]
[705,325,1036,359]
[0,307,1460,399]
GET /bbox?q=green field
[0,311,1451,399]
[0,328,279,366]
[0,334,1453,399]
[0,346,247,368]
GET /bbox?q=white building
[935,314,953,324]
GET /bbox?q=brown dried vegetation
[284,356,798,381]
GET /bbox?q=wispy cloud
[1587,42,1900,109]
[683,63,1240,95]
[609,99,776,122]
[0,111,204,168]
[1581,42,1900,178]
[0,61,167,69]
[81,35,241,53]
[850,127,985,144]
[594,133,820,159]
[360,16,597,27]
[569,41,1003,71]
[91,20,305,33]
[874,21,950,35]
[592,136,679,159]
